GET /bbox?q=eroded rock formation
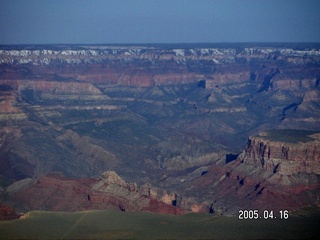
[1,44,320,215]
[243,130,320,175]
[167,130,320,214]
[9,171,184,215]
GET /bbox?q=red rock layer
[142,199,185,215]
[0,203,20,220]
[1,46,319,88]
[243,134,320,175]
[179,131,320,213]
[187,161,320,214]
[10,172,184,215]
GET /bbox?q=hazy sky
[1,0,320,44]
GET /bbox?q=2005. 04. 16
[238,210,289,219]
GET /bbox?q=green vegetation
[259,129,319,143]
[0,210,319,239]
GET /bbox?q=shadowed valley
[0,44,319,228]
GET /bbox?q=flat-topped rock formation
[243,130,320,175]
[0,44,319,215]
[167,130,320,214]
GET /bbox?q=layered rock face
[1,45,319,88]
[1,44,319,182]
[243,130,320,175]
[0,44,320,215]
[167,130,320,214]
[9,171,184,215]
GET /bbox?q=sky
[0,0,320,44]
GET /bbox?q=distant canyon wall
[1,45,320,185]
[1,46,319,89]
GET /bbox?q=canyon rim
[0,43,319,219]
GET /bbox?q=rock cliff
[0,44,320,215]
[164,130,320,214]
[1,45,319,88]
[243,130,320,175]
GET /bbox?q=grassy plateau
[0,209,319,239]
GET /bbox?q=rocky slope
[158,130,320,214]
[0,44,319,181]
[6,130,319,216]
[0,43,319,215]
[8,171,184,215]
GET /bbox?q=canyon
[0,43,319,215]
[173,130,320,214]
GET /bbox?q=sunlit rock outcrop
[1,44,320,215]
[9,171,184,214]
